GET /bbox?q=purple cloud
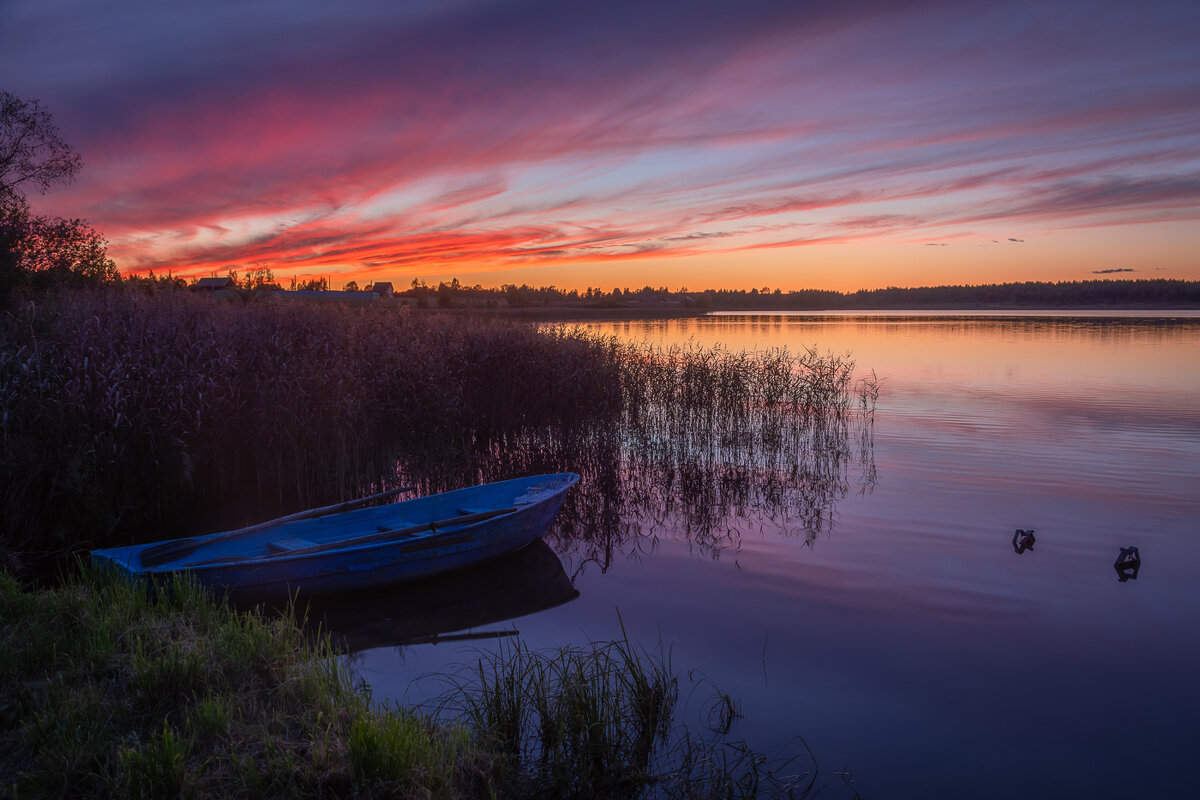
[3,0,1197,284]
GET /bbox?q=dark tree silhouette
[1,92,116,294]
[0,91,82,198]
[1,203,116,283]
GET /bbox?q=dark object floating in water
[1114,545,1141,582]
[1012,528,1036,554]
[91,473,579,602]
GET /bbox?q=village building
[364,281,394,297]
[190,276,236,292]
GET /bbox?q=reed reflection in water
[390,340,876,576]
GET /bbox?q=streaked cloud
[2,0,1197,287]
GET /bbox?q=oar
[141,486,417,568]
[189,507,519,567]
[402,629,519,646]
[256,507,519,559]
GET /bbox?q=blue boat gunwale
[91,472,580,581]
[182,507,520,570]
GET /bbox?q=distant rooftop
[192,276,235,290]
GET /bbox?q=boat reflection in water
[272,539,578,652]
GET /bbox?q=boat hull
[91,473,578,602]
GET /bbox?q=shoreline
[416,303,1200,323]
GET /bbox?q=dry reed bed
[0,290,622,566]
[1,289,865,573]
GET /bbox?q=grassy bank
[1,566,848,799]
[1,565,469,798]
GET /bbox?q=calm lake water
[343,311,1200,799]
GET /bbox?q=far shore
[417,302,1200,323]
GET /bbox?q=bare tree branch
[0,91,83,199]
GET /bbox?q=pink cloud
[10,0,1197,284]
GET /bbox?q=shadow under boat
[250,539,579,652]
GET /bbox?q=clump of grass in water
[438,623,846,799]
[442,633,675,796]
[854,370,881,491]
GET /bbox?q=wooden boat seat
[268,536,321,553]
[458,506,497,516]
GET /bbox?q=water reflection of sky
[354,314,1200,799]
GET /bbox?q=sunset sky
[3,0,1198,291]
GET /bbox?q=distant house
[365,281,394,297]
[191,276,236,292]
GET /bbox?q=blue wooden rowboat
[91,473,579,602]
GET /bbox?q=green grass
[440,631,677,797]
[0,565,468,798]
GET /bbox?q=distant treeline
[688,279,1200,309]
[402,278,1200,309]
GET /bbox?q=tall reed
[0,289,622,569]
[443,334,870,570]
[1,288,872,574]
